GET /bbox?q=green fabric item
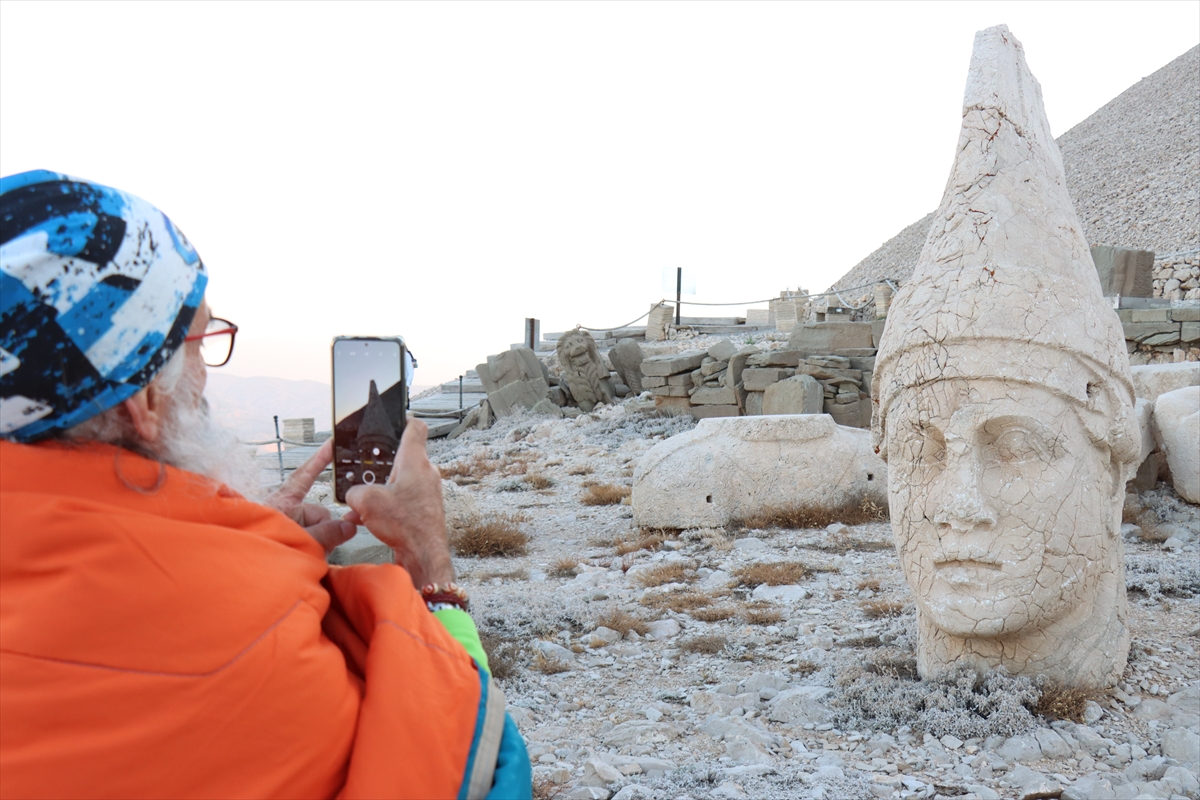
[434,607,490,674]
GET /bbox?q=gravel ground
[318,395,1200,800]
[830,45,1199,296]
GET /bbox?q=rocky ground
[315,391,1200,800]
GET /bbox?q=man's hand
[262,439,356,554]
[346,419,454,590]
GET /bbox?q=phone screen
[332,337,407,503]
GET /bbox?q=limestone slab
[632,414,887,529]
[1130,363,1200,402]
[742,368,792,391]
[787,323,874,353]
[1154,386,1200,503]
[762,375,823,415]
[641,351,708,377]
[691,387,737,405]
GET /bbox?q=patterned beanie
[1,170,208,442]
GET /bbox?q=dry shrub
[549,557,579,578]
[733,561,808,587]
[1036,682,1098,723]
[596,609,649,637]
[838,634,883,649]
[567,464,593,476]
[866,649,919,680]
[438,453,501,480]
[1136,512,1168,543]
[532,776,565,800]
[731,495,888,531]
[690,606,737,622]
[478,567,529,581]
[791,660,820,676]
[636,563,693,588]
[861,599,905,619]
[857,577,881,592]
[680,635,726,655]
[544,458,564,467]
[616,532,663,555]
[450,514,530,557]
[641,589,712,612]
[479,631,519,681]
[533,651,572,674]
[526,473,555,490]
[814,532,894,554]
[743,605,783,625]
[581,483,632,506]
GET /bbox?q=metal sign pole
[273,415,284,484]
[458,375,463,413]
[676,267,682,326]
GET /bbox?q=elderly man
[0,171,531,799]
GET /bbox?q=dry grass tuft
[838,634,883,649]
[790,660,820,676]
[860,599,905,619]
[526,473,555,490]
[730,495,887,531]
[680,635,727,655]
[567,464,593,476]
[742,605,783,625]
[866,649,920,680]
[532,776,565,800]
[477,567,529,581]
[733,561,808,587]
[450,514,530,557]
[857,577,882,592]
[814,532,894,554]
[1135,511,1168,543]
[616,532,664,555]
[438,453,502,480]
[1036,682,1098,723]
[478,631,520,681]
[581,483,632,506]
[636,563,693,587]
[596,609,649,637]
[532,650,572,674]
[690,606,737,622]
[641,589,712,613]
[549,557,579,578]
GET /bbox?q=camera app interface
[333,339,405,502]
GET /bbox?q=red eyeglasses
[183,317,238,367]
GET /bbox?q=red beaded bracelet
[421,582,469,612]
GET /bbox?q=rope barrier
[242,436,328,447]
[578,310,652,333]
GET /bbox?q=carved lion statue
[555,329,614,412]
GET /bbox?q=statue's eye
[992,428,1044,463]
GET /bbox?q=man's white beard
[156,372,264,500]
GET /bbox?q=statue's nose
[930,456,997,534]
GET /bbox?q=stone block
[1091,245,1154,297]
[487,377,549,417]
[788,322,874,353]
[1182,322,1200,343]
[1172,305,1200,322]
[650,385,689,397]
[724,348,760,390]
[666,373,695,387]
[477,348,544,393]
[1130,363,1200,401]
[1130,308,1172,323]
[824,397,863,428]
[746,309,770,326]
[707,339,738,361]
[632,414,886,529]
[1142,330,1182,347]
[609,339,645,394]
[1154,386,1200,503]
[742,368,792,391]
[762,375,823,415]
[691,404,740,420]
[641,350,708,377]
[848,356,876,372]
[646,302,674,342]
[691,386,737,405]
[1122,321,1180,343]
[745,391,764,416]
[700,359,728,376]
[642,376,667,388]
[766,687,833,725]
[653,395,692,412]
[871,319,886,347]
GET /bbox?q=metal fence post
[458,375,463,413]
[273,415,284,484]
[676,267,682,326]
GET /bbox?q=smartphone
[331,336,407,503]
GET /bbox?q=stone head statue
[555,328,614,412]
[872,26,1141,688]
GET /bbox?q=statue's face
[885,379,1113,638]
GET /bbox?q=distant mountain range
[205,373,431,442]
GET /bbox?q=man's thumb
[309,518,357,553]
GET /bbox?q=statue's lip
[934,558,1001,570]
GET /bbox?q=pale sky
[2,1,1197,388]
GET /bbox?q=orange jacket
[0,440,493,799]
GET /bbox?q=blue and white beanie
[0,171,208,442]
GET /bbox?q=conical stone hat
[873,25,1137,461]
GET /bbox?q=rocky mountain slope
[830,45,1199,295]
